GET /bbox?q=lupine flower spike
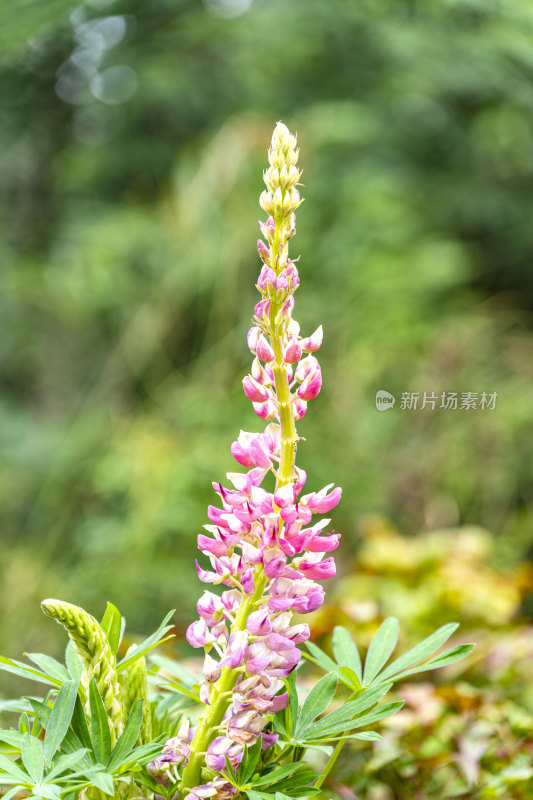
[0,122,474,800]
[151,122,342,800]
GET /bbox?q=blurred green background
[1,0,533,793]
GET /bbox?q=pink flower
[243,375,270,403]
[301,325,323,352]
[297,369,322,400]
[256,335,275,362]
[302,484,342,513]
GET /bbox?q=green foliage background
[1,0,532,759]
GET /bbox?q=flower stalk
[150,122,341,800]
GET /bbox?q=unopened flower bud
[256,335,275,362]
[295,354,319,383]
[251,357,271,385]
[284,338,302,364]
[287,318,300,337]
[253,399,278,421]
[259,190,274,215]
[257,239,270,263]
[297,369,322,400]
[247,326,261,355]
[246,610,272,636]
[301,325,323,352]
[254,298,271,323]
[257,265,277,292]
[243,375,270,403]
[273,187,283,216]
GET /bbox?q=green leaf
[239,738,262,786]
[28,699,52,729]
[332,627,362,684]
[46,749,88,780]
[390,644,475,680]
[0,730,24,749]
[19,713,31,734]
[34,785,62,800]
[295,673,337,736]
[0,751,31,783]
[158,681,203,705]
[363,618,399,685]
[149,654,197,687]
[44,678,80,764]
[283,670,298,736]
[308,701,404,740]
[304,683,391,736]
[100,603,124,656]
[116,610,175,674]
[88,679,111,765]
[116,736,169,768]
[21,734,44,783]
[70,696,93,752]
[107,700,143,771]
[65,643,83,684]
[24,654,68,684]
[252,763,309,787]
[271,769,319,790]
[223,755,238,785]
[378,623,460,681]
[347,730,382,741]
[246,791,270,800]
[338,666,361,689]
[86,769,115,795]
[0,657,61,688]
[304,642,338,674]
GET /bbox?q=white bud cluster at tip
[259,122,302,222]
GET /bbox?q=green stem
[179,572,267,795]
[269,230,298,489]
[179,212,298,797]
[313,737,347,790]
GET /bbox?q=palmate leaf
[85,769,115,795]
[46,749,88,780]
[305,622,474,695]
[386,644,475,680]
[377,622,459,681]
[332,627,362,685]
[88,679,111,765]
[0,656,61,688]
[44,678,80,764]
[295,673,337,736]
[0,751,31,784]
[0,729,24,749]
[114,735,169,769]
[305,701,404,741]
[107,700,143,771]
[70,696,93,753]
[116,610,175,674]
[251,762,315,788]
[21,734,44,784]
[300,683,392,738]
[23,655,69,685]
[363,618,399,685]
